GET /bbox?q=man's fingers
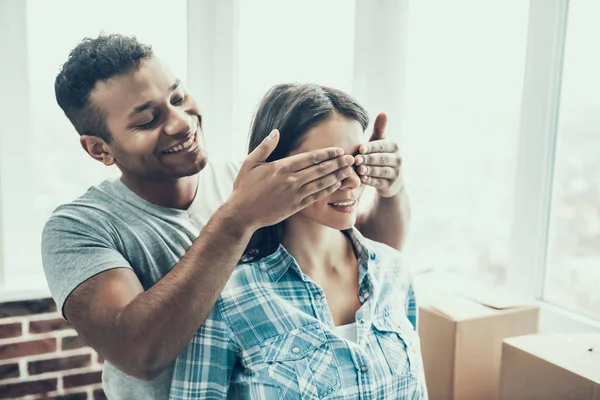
[299,179,343,207]
[355,152,401,167]
[358,139,398,156]
[360,175,387,188]
[356,165,397,179]
[245,129,280,165]
[300,167,352,196]
[282,147,345,172]
[296,156,354,185]
[369,112,388,142]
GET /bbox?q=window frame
[186,0,240,161]
[508,0,600,332]
[0,0,50,302]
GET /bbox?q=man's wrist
[378,183,411,219]
[216,197,259,239]
[378,181,406,201]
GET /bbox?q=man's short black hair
[54,33,154,142]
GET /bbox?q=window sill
[538,300,600,333]
[0,278,51,303]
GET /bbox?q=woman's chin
[325,217,356,231]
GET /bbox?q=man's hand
[229,129,355,229]
[354,113,404,198]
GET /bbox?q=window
[1,0,598,331]
[0,0,187,296]
[232,0,356,159]
[544,0,600,320]
[401,0,530,286]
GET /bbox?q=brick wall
[0,298,105,399]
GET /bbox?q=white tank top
[334,322,358,343]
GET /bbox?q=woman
[170,84,427,399]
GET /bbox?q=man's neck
[282,218,354,276]
[120,173,199,210]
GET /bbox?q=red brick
[28,354,91,375]
[93,388,107,400]
[48,392,88,400]
[61,335,86,351]
[0,298,56,318]
[0,338,56,361]
[0,362,19,379]
[63,370,102,388]
[29,318,70,334]
[0,377,57,397]
[0,322,21,339]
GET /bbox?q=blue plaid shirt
[170,229,427,399]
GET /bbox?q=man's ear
[80,135,115,166]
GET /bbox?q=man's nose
[164,108,192,136]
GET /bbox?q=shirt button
[292,347,301,354]
[360,365,368,373]
[359,318,366,324]
[314,294,322,301]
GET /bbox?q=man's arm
[61,130,355,381]
[63,209,251,381]
[354,113,410,251]
[356,187,410,250]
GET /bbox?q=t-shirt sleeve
[41,210,132,317]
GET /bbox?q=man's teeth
[332,201,355,206]
[164,134,195,154]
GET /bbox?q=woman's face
[288,113,365,230]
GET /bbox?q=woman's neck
[282,216,354,275]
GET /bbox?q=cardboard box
[500,333,600,400]
[414,273,539,400]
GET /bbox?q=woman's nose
[339,167,361,190]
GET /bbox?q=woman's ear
[80,135,115,166]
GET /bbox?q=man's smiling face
[88,57,208,182]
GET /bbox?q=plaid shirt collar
[258,227,379,302]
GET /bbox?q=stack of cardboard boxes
[414,272,600,400]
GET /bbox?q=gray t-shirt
[41,159,239,399]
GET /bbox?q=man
[42,34,410,399]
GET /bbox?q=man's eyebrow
[128,79,182,118]
[129,101,155,118]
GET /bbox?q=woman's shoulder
[347,227,405,264]
[362,238,413,286]
[220,258,271,299]
[363,238,408,270]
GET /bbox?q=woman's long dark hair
[241,83,369,263]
